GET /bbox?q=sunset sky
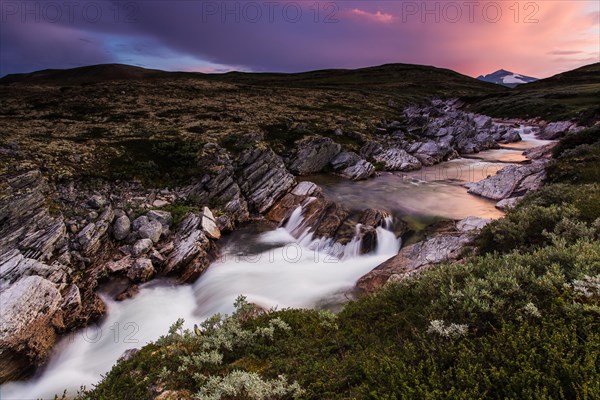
[1,0,598,78]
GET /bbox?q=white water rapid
[1,206,400,400]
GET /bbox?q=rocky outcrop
[162,213,212,283]
[236,147,296,213]
[265,182,322,223]
[361,142,422,171]
[465,161,547,207]
[183,143,249,225]
[330,152,375,180]
[0,276,62,383]
[357,217,491,293]
[539,121,581,140]
[287,136,341,175]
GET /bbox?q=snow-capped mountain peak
[477,69,538,88]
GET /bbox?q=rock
[540,121,574,140]
[357,232,472,293]
[372,148,422,171]
[495,197,523,210]
[524,142,557,160]
[127,258,154,283]
[138,220,163,244]
[235,148,296,213]
[330,151,361,170]
[106,256,134,273]
[146,210,173,229]
[183,143,249,225]
[287,136,341,175]
[201,207,221,240]
[76,206,114,255]
[87,195,106,209]
[465,161,547,201]
[301,198,350,239]
[338,160,376,180]
[163,213,211,283]
[0,276,62,383]
[500,129,522,143]
[132,239,153,257]
[265,182,322,224]
[132,215,149,231]
[152,199,169,208]
[60,284,82,322]
[115,285,140,301]
[118,348,140,363]
[330,152,375,180]
[473,115,492,129]
[112,215,131,241]
[292,181,321,197]
[456,216,491,232]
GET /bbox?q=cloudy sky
[1,0,598,78]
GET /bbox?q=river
[0,125,550,399]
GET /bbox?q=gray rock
[357,232,472,293]
[87,195,106,209]
[132,215,149,231]
[146,210,173,228]
[287,136,341,175]
[163,213,211,283]
[473,115,492,129]
[338,160,376,180]
[138,220,163,244]
[0,276,62,383]
[132,239,153,257]
[201,207,221,240]
[456,216,491,232]
[127,258,154,283]
[236,148,296,213]
[373,148,421,171]
[330,152,375,180]
[330,151,361,170]
[466,161,546,201]
[112,215,131,241]
[106,256,134,273]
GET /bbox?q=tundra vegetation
[77,129,600,399]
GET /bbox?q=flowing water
[0,125,552,399]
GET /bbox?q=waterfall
[1,205,400,400]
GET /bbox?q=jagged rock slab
[465,161,546,201]
[287,136,341,175]
[0,276,62,383]
[163,213,211,283]
[236,148,296,213]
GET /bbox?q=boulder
[456,216,491,232]
[372,148,422,171]
[330,152,375,180]
[184,143,250,225]
[338,160,376,180]
[265,181,322,224]
[132,239,153,257]
[132,215,149,231]
[163,213,211,283]
[127,258,155,283]
[76,206,114,255]
[201,207,221,240]
[146,210,173,229]
[357,232,472,293]
[287,136,341,175]
[465,161,547,201]
[87,195,106,209]
[235,148,296,213]
[0,276,62,383]
[112,215,131,241]
[138,220,163,244]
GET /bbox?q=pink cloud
[349,8,394,24]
